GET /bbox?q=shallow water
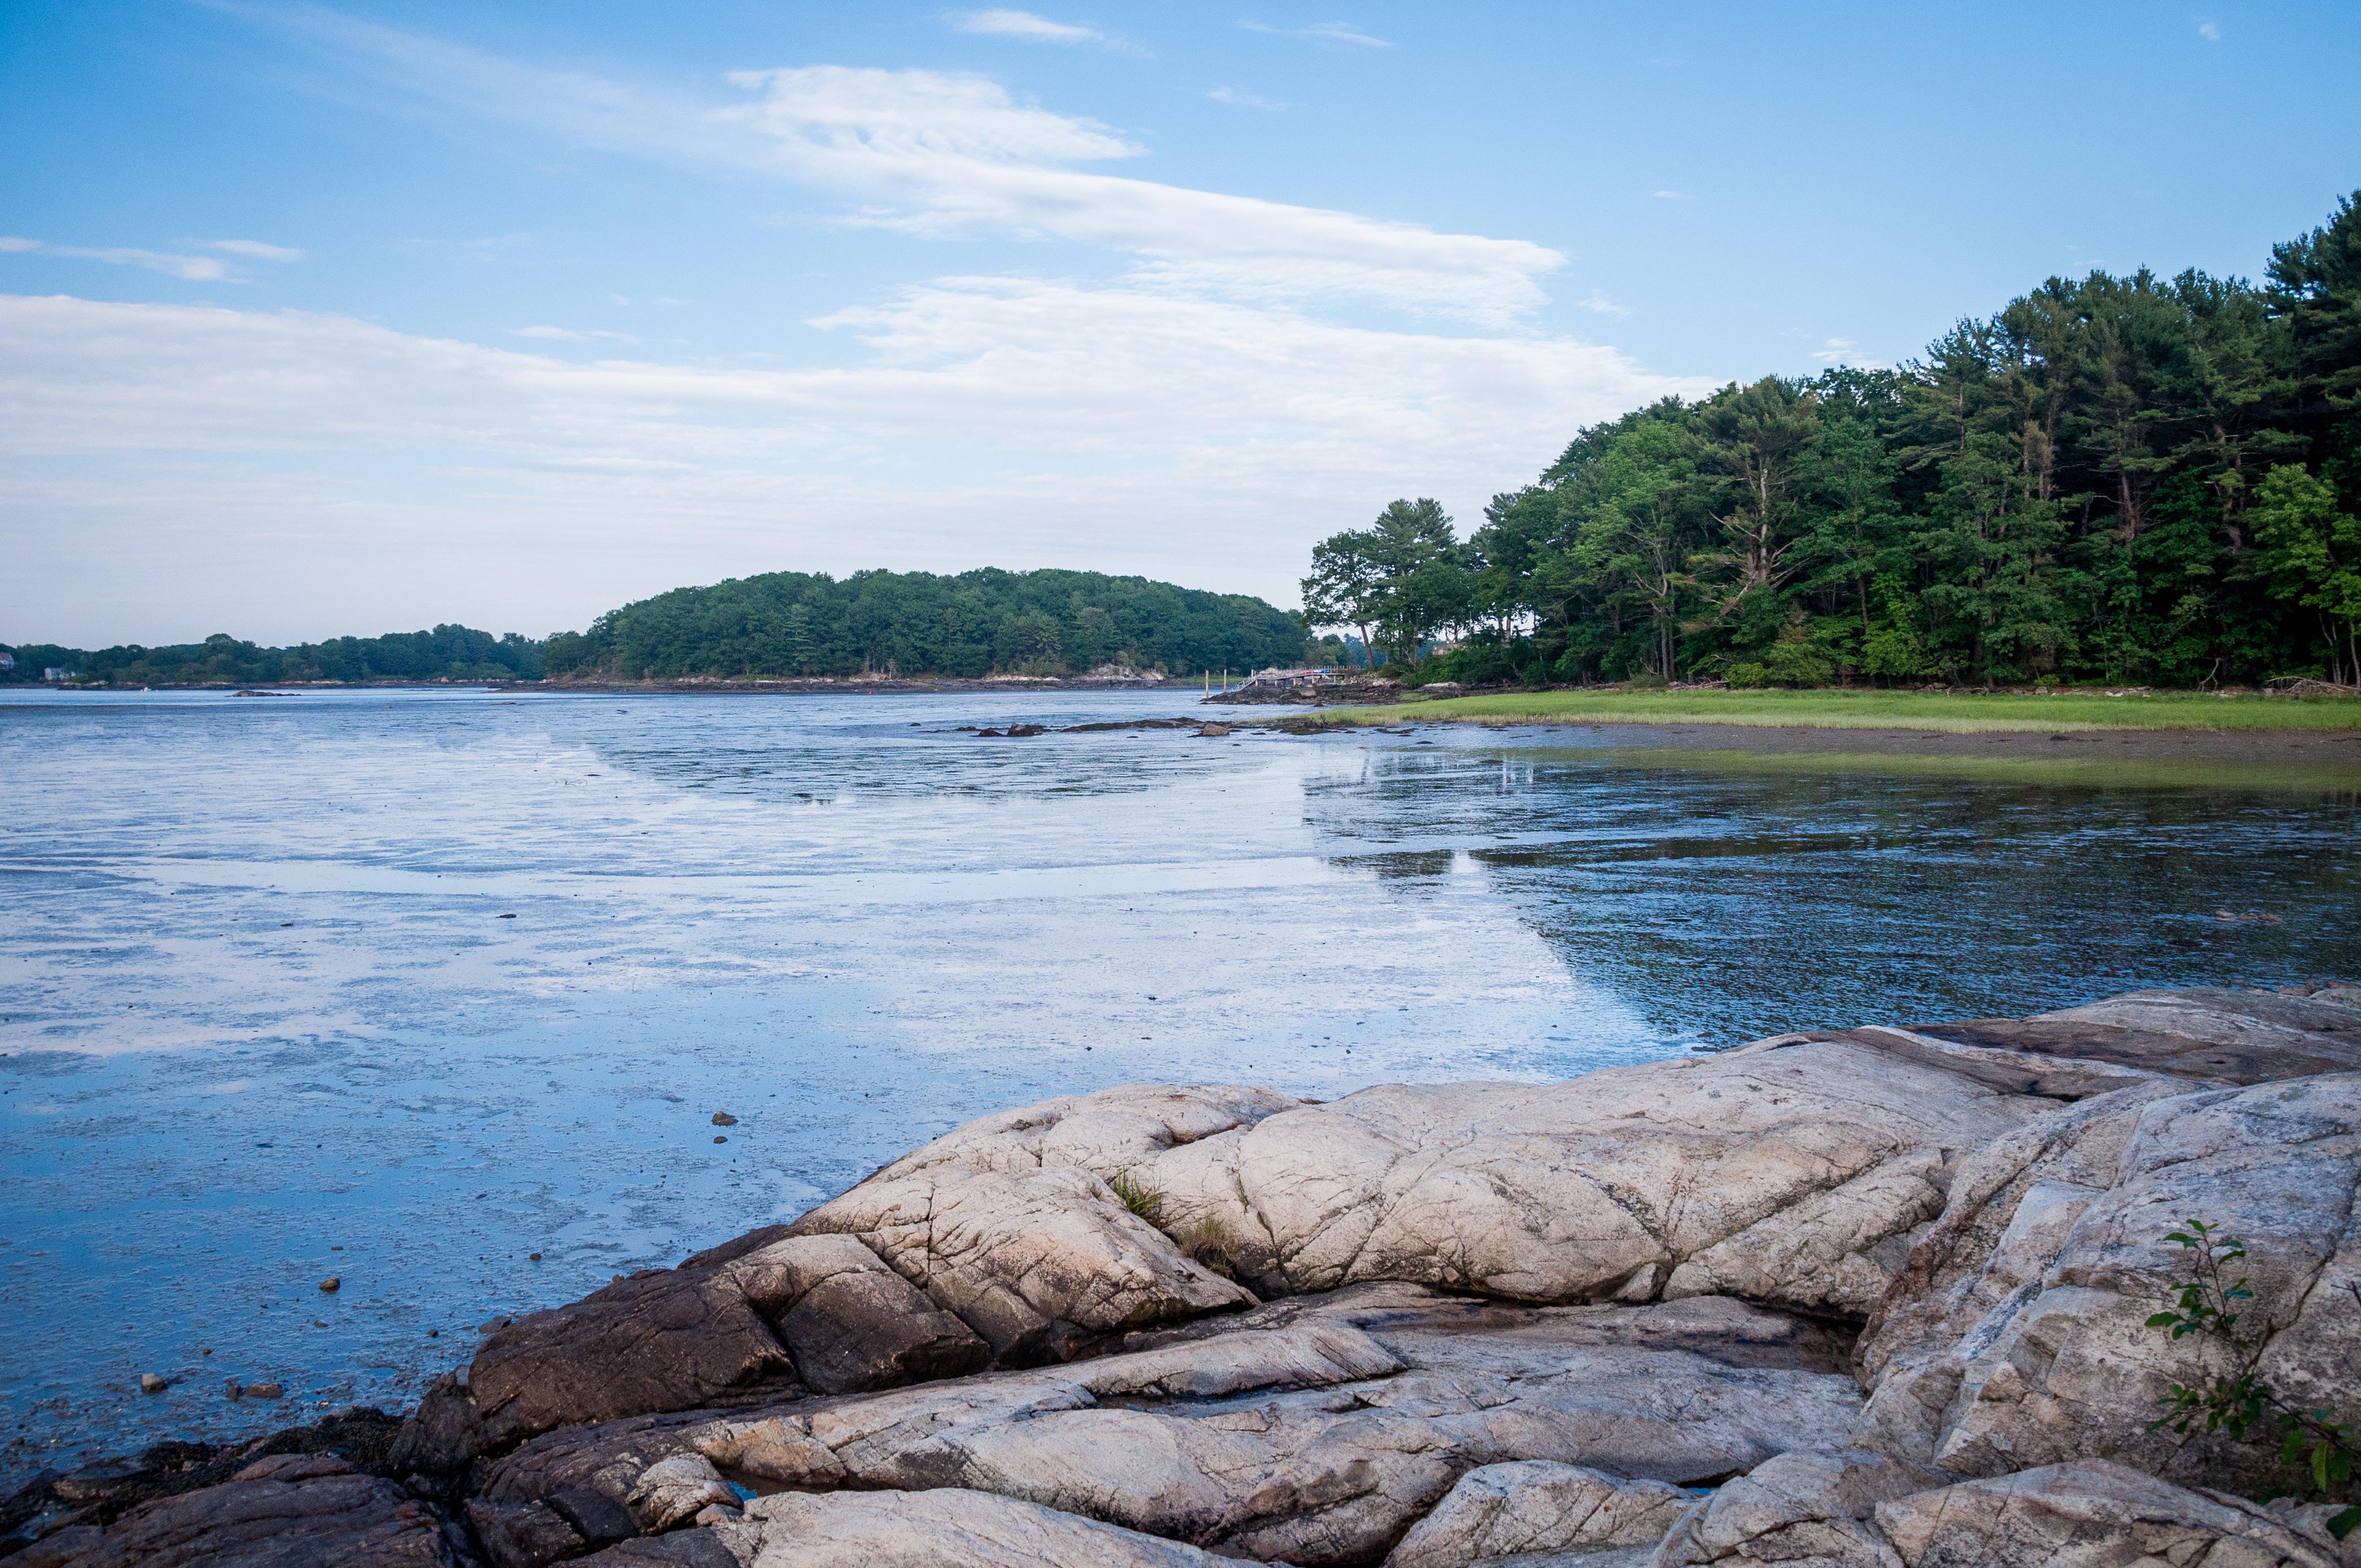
[4,686,2357,1482]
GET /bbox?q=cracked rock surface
[16,1455,459,1568]
[1651,1450,2361,1567]
[479,1286,1858,1566]
[1854,1072,2361,1495]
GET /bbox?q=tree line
[1303,193,2361,688]
[1,627,546,686]
[7,570,1314,687]
[543,567,1307,680]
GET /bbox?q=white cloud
[1208,86,1289,109]
[0,236,235,282]
[1650,189,1686,200]
[0,288,1710,639]
[1573,293,1630,317]
[1809,336,1884,368]
[1241,20,1394,49]
[950,10,1121,49]
[510,324,639,341]
[250,14,1560,322]
[2197,20,2220,39]
[207,239,306,262]
[721,65,1142,166]
[710,67,1560,321]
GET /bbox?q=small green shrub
[1760,640,1836,687]
[2148,1218,2361,1535]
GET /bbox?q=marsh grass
[1591,747,2361,794]
[1110,1169,1163,1226]
[1310,688,2361,734]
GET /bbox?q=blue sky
[5,1,2358,645]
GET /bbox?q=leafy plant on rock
[2147,1217,2361,1536]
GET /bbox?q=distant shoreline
[1,675,1226,697]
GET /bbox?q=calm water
[4,686,2357,1482]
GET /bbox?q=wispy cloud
[207,239,307,262]
[0,237,236,282]
[950,10,1136,52]
[1208,85,1289,109]
[258,12,1561,322]
[1650,189,1686,200]
[1241,20,1394,49]
[1573,293,1630,317]
[2197,20,2220,39]
[1809,336,1884,367]
[510,324,638,342]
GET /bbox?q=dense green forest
[542,567,1308,679]
[1305,193,2361,688]
[7,569,1310,687]
[0,626,545,686]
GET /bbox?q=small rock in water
[710,1111,738,1126]
[529,1252,542,1261]
[427,1329,438,1338]
[498,912,517,919]
[1197,723,1232,737]
[319,1276,340,1292]
[713,1134,728,1144]
[139,1373,168,1394]
[243,1381,283,1400]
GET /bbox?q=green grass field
[1313,687,2361,734]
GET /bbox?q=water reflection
[1301,735,2361,1041]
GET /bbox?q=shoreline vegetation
[1312,685,2361,734]
[1297,192,2361,694]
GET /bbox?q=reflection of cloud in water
[0,688,1663,1481]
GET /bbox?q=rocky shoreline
[10,982,2361,1566]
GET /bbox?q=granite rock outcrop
[11,983,2361,1568]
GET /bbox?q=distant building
[43,667,76,682]
[0,651,13,670]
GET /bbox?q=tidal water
[5,686,2358,1483]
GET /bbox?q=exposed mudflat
[1465,718,2361,764]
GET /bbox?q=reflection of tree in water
[1301,749,2361,1046]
